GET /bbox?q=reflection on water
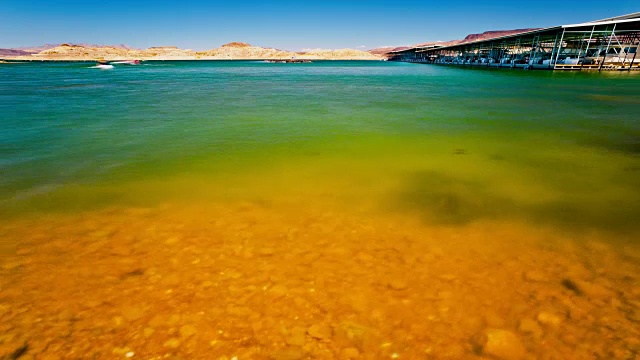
[0,61,639,359]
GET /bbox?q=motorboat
[112,60,142,65]
[93,60,114,69]
[265,59,312,63]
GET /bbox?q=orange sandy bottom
[0,202,638,360]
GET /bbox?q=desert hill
[1,42,383,61]
[28,44,196,60]
[196,42,297,59]
[297,48,380,60]
[368,46,411,56]
[457,29,538,43]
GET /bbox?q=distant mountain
[457,29,538,43]
[201,43,382,60]
[368,28,539,56]
[12,44,59,53]
[14,43,136,52]
[31,44,192,60]
[368,46,411,56]
[2,43,383,61]
[221,42,252,48]
[0,49,33,56]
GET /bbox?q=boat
[112,60,142,65]
[265,59,312,63]
[93,60,114,69]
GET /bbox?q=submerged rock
[475,328,525,360]
[518,318,543,338]
[0,340,28,360]
[333,322,370,350]
[562,278,615,300]
[537,312,562,327]
[561,279,583,295]
[387,277,409,290]
[285,327,307,346]
[269,347,306,360]
[307,324,332,340]
[163,338,181,349]
[341,347,360,359]
[179,324,198,338]
[573,280,615,300]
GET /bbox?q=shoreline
[0,58,386,62]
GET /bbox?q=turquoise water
[1,61,639,231]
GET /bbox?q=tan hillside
[33,44,146,60]
[3,43,384,61]
[221,42,252,48]
[297,48,382,60]
[196,43,297,59]
[143,46,196,59]
[197,43,383,60]
[29,44,196,60]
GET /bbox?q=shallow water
[0,61,639,359]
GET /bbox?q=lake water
[1,61,639,359]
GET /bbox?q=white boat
[94,64,114,69]
[111,60,142,65]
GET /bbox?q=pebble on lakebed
[0,204,638,359]
[475,328,526,360]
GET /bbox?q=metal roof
[389,12,640,55]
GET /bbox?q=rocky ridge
[368,28,539,56]
[0,49,32,57]
[1,42,383,61]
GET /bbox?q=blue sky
[0,1,637,50]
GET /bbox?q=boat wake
[89,65,114,70]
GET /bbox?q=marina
[390,12,640,71]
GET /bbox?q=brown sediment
[0,202,639,359]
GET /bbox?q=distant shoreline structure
[389,12,640,71]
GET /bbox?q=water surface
[0,61,639,359]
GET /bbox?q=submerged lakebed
[1,61,639,359]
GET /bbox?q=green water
[1,61,639,232]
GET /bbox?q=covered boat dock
[389,12,640,71]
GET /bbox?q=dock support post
[629,39,639,72]
[554,29,566,69]
[530,34,540,68]
[581,26,595,70]
[549,32,559,69]
[599,24,617,72]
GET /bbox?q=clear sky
[0,1,637,50]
